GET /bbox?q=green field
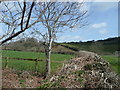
[60,37,119,55]
[102,55,120,74]
[1,50,119,74]
[2,50,74,74]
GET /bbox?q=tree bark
[45,48,51,78]
[46,49,51,77]
[45,40,52,78]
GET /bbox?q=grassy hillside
[3,37,119,55]
[2,37,119,74]
[60,37,119,55]
[2,38,75,55]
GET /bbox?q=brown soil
[2,68,43,88]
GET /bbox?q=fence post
[5,57,8,68]
[34,58,38,72]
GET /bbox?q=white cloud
[91,22,107,29]
[99,29,108,34]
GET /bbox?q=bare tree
[0,1,34,44]
[33,2,88,77]
[0,1,88,77]
[0,1,51,45]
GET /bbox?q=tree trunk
[44,27,53,78]
[45,49,51,77]
[45,43,52,78]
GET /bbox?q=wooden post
[5,57,8,68]
[34,58,38,72]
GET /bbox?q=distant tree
[79,40,83,43]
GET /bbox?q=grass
[75,70,85,76]
[61,41,118,55]
[2,50,73,61]
[19,79,26,87]
[102,55,120,74]
[2,50,74,74]
[2,50,119,75]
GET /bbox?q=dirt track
[78,50,98,57]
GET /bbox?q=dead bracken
[40,51,120,88]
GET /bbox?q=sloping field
[2,50,74,74]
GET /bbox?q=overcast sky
[57,2,118,42]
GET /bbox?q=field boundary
[3,57,44,72]
[2,57,43,61]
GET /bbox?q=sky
[57,2,118,42]
[0,1,118,43]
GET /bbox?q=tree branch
[0,1,35,45]
[21,2,26,30]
